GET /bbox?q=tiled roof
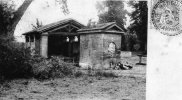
[78,22,126,34]
[23,18,84,35]
[78,22,116,31]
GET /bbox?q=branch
[13,0,34,21]
[9,0,34,36]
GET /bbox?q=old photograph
[0,0,147,100]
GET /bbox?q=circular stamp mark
[151,0,182,36]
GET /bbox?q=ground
[0,53,146,100]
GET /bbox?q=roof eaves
[37,20,70,32]
[78,30,103,33]
[37,18,85,33]
[22,19,85,35]
[71,19,85,27]
[78,22,116,32]
[105,24,124,32]
[78,28,102,32]
[101,22,116,29]
[78,30,125,34]
[22,30,38,35]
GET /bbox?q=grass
[0,74,146,100]
[95,70,118,78]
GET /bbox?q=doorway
[48,35,80,62]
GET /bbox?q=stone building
[23,19,126,69]
[78,22,126,69]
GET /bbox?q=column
[40,32,48,58]
[68,37,72,57]
[29,35,31,47]
[34,35,36,48]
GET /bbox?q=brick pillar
[29,36,31,47]
[40,33,48,58]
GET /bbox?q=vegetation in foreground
[0,72,146,100]
[0,50,77,81]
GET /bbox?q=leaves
[31,18,43,29]
[0,1,15,35]
[32,56,76,79]
[127,1,148,50]
[96,0,127,28]
[128,1,148,38]
[55,0,69,14]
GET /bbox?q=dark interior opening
[48,35,80,63]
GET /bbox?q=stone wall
[102,34,122,69]
[79,33,122,69]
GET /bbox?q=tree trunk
[8,0,68,37]
[9,0,34,37]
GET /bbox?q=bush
[0,41,32,79]
[0,38,77,80]
[32,56,76,79]
[74,70,84,78]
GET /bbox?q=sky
[13,0,133,42]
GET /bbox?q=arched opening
[108,42,116,53]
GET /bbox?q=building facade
[78,22,125,69]
[23,19,126,69]
[23,19,84,62]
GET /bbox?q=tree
[31,18,43,29]
[127,1,148,51]
[96,0,127,28]
[86,19,97,28]
[10,0,34,37]
[0,0,68,38]
[0,1,14,35]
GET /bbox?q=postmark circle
[151,0,182,36]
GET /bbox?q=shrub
[0,41,32,79]
[32,56,76,79]
[74,70,84,78]
[133,43,140,51]
[0,39,77,80]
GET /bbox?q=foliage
[0,41,32,79]
[86,19,97,28]
[96,0,127,28]
[0,0,70,81]
[74,70,84,78]
[133,43,140,51]
[0,1,15,36]
[55,0,69,14]
[124,33,139,51]
[0,2,32,79]
[127,1,148,51]
[31,56,76,80]
[31,18,43,29]
[0,45,77,80]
